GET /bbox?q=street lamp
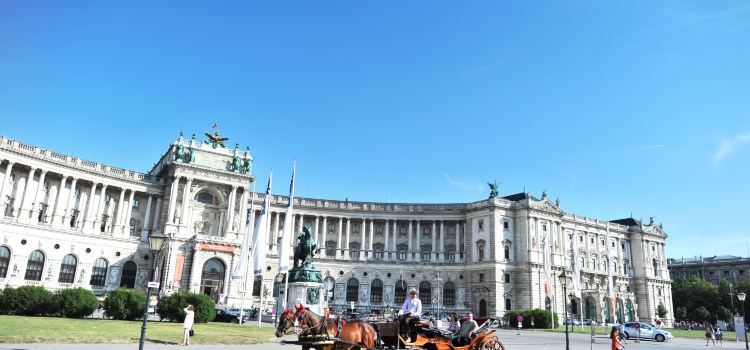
[138,231,166,350]
[558,270,573,350]
[739,292,748,350]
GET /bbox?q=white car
[621,322,674,342]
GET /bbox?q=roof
[610,218,640,226]
[502,192,538,201]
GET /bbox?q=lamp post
[558,270,573,350]
[138,231,166,350]
[739,292,748,350]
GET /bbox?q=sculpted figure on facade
[488,181,500,199]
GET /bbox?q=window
[370,279,383,304]
[579,235,584,242]
[443,282,455,307]
[129,219,137,236]
[477,240,485,262]
[90,258,108,286]
[419,281,432,306]
[542,224,547,231]
[120,261,137,288]
[58,254,77,283]
[422,227,431,238]
[505,299,512,311]
[724,271,730,276]
[421,245,431,261]
[104,194,111,203]
[196,192,215,205]
[373,243,384,260]
[352,224,360,235]
[580,257,585,269]
[0,246,10,278]
[24,250,45,281]
[478,219,484,231]
[395,280,407,305]
[621,243,625,250]
[590,237,594,244]
[652,259,659,277]
[346,278,359,302]
[43,180,49,190]
[503,221,509,230]
[479,273,485,283]
[611,241,615,248]
[74,187,81,197]
[69,209,79,228]
[397,244,407,261]
[504,273,511,283]
[349,243,360,258]
[9,173,16,182]
[504,246,510,260]
[132,199,140,208]
[651,245,655,252]
[399,226,406,237]
[601,239,605,246]
[591,258,597,271]
[325,241,336,257]
[324,277,335,303]
[327,223,335,234]
[709,271,715,276]
[376,225,384,235]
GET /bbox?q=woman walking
[182,304,195,346]
[715,325,723,347]
[610,326,626,350]
[705,322,716,347]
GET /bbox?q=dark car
[214,309,241,323]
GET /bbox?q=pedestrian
[715,325,723,347]
[610,326,626,350]
[705,322,716,347]
[182,304,194,346]
[618,323,628,344]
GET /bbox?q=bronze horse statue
[275,304,377,350]
[294,225,317,269]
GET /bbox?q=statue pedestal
[286,262,323,314]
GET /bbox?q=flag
[231,183,255,280]
[278,160,296,273]
[606,223,616,322]
[571,227,582,299]
[542,233,552,298]
[252,173,273,276]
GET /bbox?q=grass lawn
[537,325,738,340]
[0,316,277,344]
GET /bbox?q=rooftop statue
[488,181,500,199]
[204,131,229,149]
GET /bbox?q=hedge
[103,288,147,320]
[56,288,100,318]
[0,286,56,316]
[506,309,559,328]
[156,292,216,323]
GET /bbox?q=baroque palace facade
[0,133,673,326]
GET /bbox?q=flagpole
[238,182,256,325]
[281,160,296,311]
[258,189,272,328]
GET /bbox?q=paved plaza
[1,329,748,350]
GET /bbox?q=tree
[718,279,733,313]
[103,289,146,320]
[716,306,732,322]
[656,304,668,318]
[672,277,721,319]
[691,306,711,323]
[675,306,688,321]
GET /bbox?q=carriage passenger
[456,312,479,346]
[398,288,422,342]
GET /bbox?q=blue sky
[1,1,749,259]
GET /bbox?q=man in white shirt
[398,288,422,342]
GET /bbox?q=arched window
[419,281,432,307]
[623,259,629,275]
[370,279,383,304]
[0,246,10,279]
[90,258,108,286]
[604,257,609,272]
[24,250,45,281]
[201,258,226,302]
[590,257,597,271]
[346,278,359,302]
[652,259,659,277]
[443,282,455,307]
[395,280,407,305]
[196,191,215,205]
[504,246,510,260]
[58,254,77,283]
[120,261,137,288]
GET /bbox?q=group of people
[397,288,480,346]
[704,322,724,347]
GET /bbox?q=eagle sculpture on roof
[204,131,229,149]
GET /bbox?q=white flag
[278,161,295,273]
[252,173,273,276]
[542,233,552,298]
[571,227,582,299]
[231,184,255,280]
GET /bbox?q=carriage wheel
[484,337,504,350]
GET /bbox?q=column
[407,221,413,262]
[297,214,304,236]
[345,218,351,259]
[439,220,445,262]
[94,184,108,231]
[114,188,127,233]
[314,216,320,243]
[392,220,397,260]
[83,182,98,229]
[321,216,328,257]
[431,221,437,262]
[180,177,193,226]
[140,194,153,241]
[237,187,248,231]
[124,189,135,235]
[454,222,460,263]
[18,167,37,222]
[167,176,180,224]
[151,196,163,231]
[337,217,343,259]
[51,175,67,227]
[225,186,237,233]
[30,170,47,222]
[0,161,14,205]
[62,177,78,226]
[384,219,390,260]
[359,219,366,261]
[416,220,422,261]
[368,219,374,256]
[272,211,280,249]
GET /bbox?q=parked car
[564,318,581,326]
[214,309,241,323]
[621,322,673,342]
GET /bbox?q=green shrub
[506,308,559,328]
[156,292,216,323]
[103,288,147,320]
[0,286,56,316]
[55,288,100,318]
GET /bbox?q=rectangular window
[621,243,625,250]
[542,224,547,231]
[43,180,49,190]
[104,194,111,203]
[611,242,615,248]
[590,237,594,244]
[478,219,484,231]
[398,251,407,261]
[504,274,510,283]
[350,250,359,258]
[579,236,583,242]
[9,173,16,182]
[503,221,509,229]
[505,299,511,311]
[74,187,81,197]
[132,199,140,208]
[376,225,384,234]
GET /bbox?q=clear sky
[1,1,749,259]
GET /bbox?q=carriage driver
[398,288,423,342]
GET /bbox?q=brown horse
[275,304,377,350]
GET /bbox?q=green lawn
[539,325,738,340]
[0,316,277,344]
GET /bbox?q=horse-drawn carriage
[277,304,505,350]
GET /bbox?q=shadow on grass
[129,338,180,345]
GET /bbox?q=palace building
[0,133,673,326]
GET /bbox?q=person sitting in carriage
[398,288,422,342]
